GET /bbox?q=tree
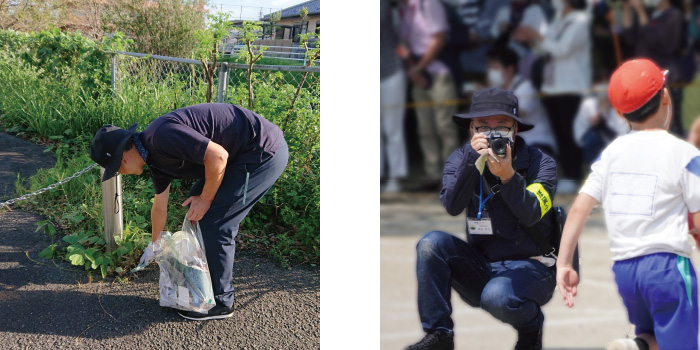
[236,20,266,109]
[103,0,206,58]
[193,12,233,103]
[266,10,281,39]
[283,8,319,132]
[0,0,61,32]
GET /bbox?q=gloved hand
[131,241,160,273]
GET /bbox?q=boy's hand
[557,266,579,308]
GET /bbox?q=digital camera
[488,134,511,156]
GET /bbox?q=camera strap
[478,176,495,220]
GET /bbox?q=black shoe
[514,325,543,350]
[177,303,234,321]
[405,332,454,350]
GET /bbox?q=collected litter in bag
[155,219,215,313]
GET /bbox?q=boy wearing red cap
[556,58,700,350]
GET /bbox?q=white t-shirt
[579,130,700,261]
[539,11,592,94]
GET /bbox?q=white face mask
[487,69,505,88]
[644,0,662,8]
[500,130,515,142]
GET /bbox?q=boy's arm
[692,211,700,234]
[556,193,599,308]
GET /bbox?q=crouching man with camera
[406,88,558,350]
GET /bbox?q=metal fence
[222,44,321,65]
[110,50,320,107]
[103,50,320,245]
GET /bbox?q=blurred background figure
[691,0,700,68]
[490,0,549,81]
[381,0,409,193]
[573,81,629,169]
[512,0,591,193]
[486,45,558,156]
[398,0,460,190]
[443,0,510,94]
[620,0,691,137]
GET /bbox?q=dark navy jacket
[440,136,558,262]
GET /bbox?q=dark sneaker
[405,332,454,350]
[177,304,234,321]
[514,325,543,350]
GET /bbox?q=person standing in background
[486,45,557,157]
[621,0,687,137]
[512,0,591,192]
[398,0,460,190]
[490,0,549,81]
[449,0,510,91]
[572,81,629,169]
[381,0,408,193]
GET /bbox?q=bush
[104,0,207,58]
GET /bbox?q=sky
[204,0,310,20]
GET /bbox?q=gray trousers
[187,140,289,308]
[412,73,460,179]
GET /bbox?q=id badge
[467,217,493,235]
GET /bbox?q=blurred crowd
[380,0,700,193]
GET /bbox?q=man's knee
[416,231,452,261]
[480,280,522,318]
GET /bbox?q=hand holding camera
[470,133,515,182]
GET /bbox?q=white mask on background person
[487,69,505,88]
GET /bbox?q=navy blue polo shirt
[139,103,284,194]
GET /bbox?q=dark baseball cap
[453,88,534,132]
[90,123,138,182]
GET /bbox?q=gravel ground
[0,132,320,349]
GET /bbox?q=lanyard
[478,176,494,220]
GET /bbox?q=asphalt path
[0,132,320,349]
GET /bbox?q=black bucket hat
[90,123,138,182]
[453,88,534,132]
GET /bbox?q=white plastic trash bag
[155,219,216,313]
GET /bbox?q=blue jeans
[416,231,555,334]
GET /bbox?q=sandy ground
[381,191,700,350]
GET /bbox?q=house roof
[263,0,320,20]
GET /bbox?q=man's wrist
[199,193,214,202]
[500,170,515,184]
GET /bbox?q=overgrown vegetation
[104,0,207,58]
[0,16,319,277]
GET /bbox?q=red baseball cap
[608,59,668,114]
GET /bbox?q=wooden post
[100,167,123,251]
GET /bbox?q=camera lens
[491,138,508,156]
